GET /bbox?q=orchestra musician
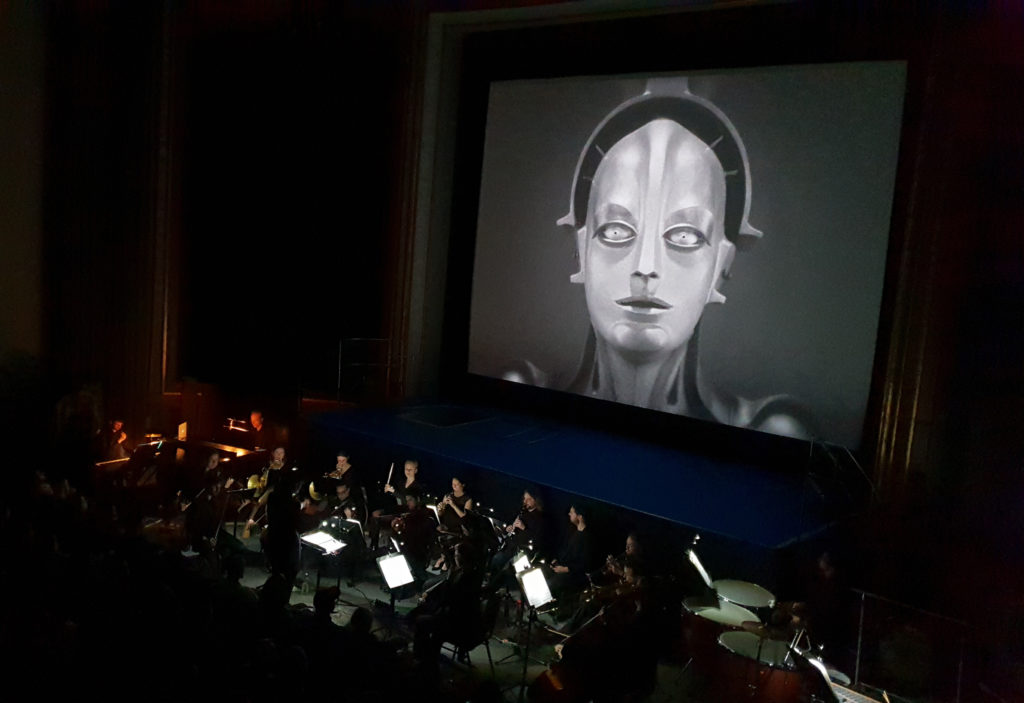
[382,459,424,504]
[185,470,227,556]
[242,445,289,538]
[297,478,332,534]
[369,459,425,550]
[603,532,643,585]
[393,490,436,586]
[320,480,367,586]
[547,504,598,599]
[183,469,247,563]
[179,451,230,512]
[326,449,358,486]
[535,558,657,703]
[433,477,473,571]
[489,489,545,575]
[104,418,129,461]
[328,481,363,522]
[248,409,267,450]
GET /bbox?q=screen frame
[434,3,929,470]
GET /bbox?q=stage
[308,402,853,582]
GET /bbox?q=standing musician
[489,489,545,574]
[242,445,289,538]
[433,477,473,570]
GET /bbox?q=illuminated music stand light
[512,566,553,702]
[377,551,415,613]
[512,551,532,575]
[301,530,346,555]
[518,566,553,609]
[377,552,415,589]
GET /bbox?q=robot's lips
[615,295,672,310]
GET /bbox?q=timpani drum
[713,630,816,703]
[713,579,776,609]
[682,597,760,676]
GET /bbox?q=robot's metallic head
[559,80,761,286]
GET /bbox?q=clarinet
[498,505,527,549]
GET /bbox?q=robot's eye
[663,225,707,250]
[596,222,636,245]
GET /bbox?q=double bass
[529,581,646,703]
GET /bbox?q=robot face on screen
[580,119,735,358]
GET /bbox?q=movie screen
[468,63,906,449]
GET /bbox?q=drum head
[718,631,794,669]
[684,597,760,627]
[713,579,776,608]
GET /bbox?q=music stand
[301,529,347,590]
[514,566,554,703]
[377,552,415,613]
[512,551,532,574]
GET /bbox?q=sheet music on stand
[301,530,346,555]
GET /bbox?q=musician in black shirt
[489,489,545,574]
[433,477,473,570]
[370,459,425,549]
[548,504,597,598]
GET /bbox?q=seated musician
[547,557,657,702]
[248,409,267,450]
[327,449,358,486]
[547,504,598,601]
[395,490,437,586]
[412,542,485,677]
[297,478,332,534]
[382,458,425,505]
[370,459,424,549]
[329,482,367,551]
[489,489,545,574]
[179,451,230,511]
[104,418,129,461]
[183,470,246,560]
[328,480,363,521]
[433,476,473,570]
[602,532,644,585]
